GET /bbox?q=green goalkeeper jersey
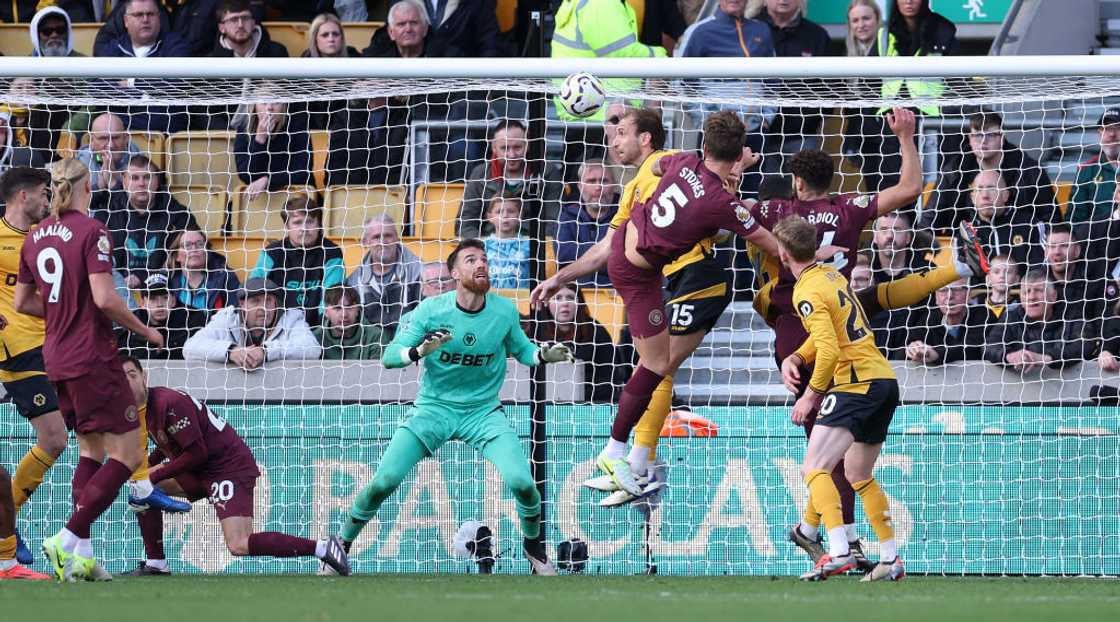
[383,291,540,410]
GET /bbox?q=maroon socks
[610,365,665,443]
[66,459,132,539]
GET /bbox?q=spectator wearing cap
[923,110,1057,233]
[314,285,385,361]
[91,154,199,289]
[904,278,987,366]
[165,228,242,312]
[117,273,207,360]
[249,194,344,327]
[984,269,1092,373]
[183,277,321,369]
[1070,107,1120,226]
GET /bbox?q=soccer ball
[558,72,606,118]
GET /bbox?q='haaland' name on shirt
[32,223,73,243]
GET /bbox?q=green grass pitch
[2,575,1117,621]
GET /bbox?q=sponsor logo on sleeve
[798,301,814,318]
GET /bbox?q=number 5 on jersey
[652,184,689,227]
[36,247,64,303]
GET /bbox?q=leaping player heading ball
[594,111,839,494]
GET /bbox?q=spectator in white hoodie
[183,277,320,370]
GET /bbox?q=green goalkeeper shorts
[402,402,518,455]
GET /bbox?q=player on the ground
[588,110,791,496]
[13,158,165,582]
[747,111,988,568]
[0,167,187,572]
[337,239,572,575]
[772,216,904,582]
[534,107,739,505]
[119,356,351,576]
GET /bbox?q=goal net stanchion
[0,56,1118,576]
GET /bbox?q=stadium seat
[323,185,407,238]
[57,130,167,169]
[401,237,457,265]
[1055,182,1073,216]
[626,0,645,31]
[171,186,228,237]
[414,183,465,239]
[583,288,626,343]
[497,0,517,32]
[212,236,268,282]
[262,21,383,57]
[920,181,935,209]
[232,185,318,236]
[310,130,329,188]
[494,289,530,315]
[337,237,364,274]
[0,22,98,56]
[166,130,235,191]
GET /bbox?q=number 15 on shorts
[671,303,694,327]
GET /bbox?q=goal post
[0,55,1117,576]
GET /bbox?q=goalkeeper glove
[537,342,574,364]
[408,329,453,362]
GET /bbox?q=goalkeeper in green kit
[334,239,572,575]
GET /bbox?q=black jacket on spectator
[95,1,257,57]
[756,11,831,138]
[91,191,200,283]
[922,145,1056,232]
[254,236,345,326]
[907,306,988,365]
[325,101,410,186]
[869,249,935,359]
[116,306,208,360]
[234,114,311,190]
[523,313,631,403]
[871,7,959,57]
[983,302,1092,369]
[363,0,501,58]
[638,0,687,48]
[168,254,242,313]
[969,208,1046,274]
[1051,260,1108,328]
[1099,307,1120,356]
[297,47,363,129]
[0,0,45,22]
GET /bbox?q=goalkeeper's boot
[954,220,989,278]
[128,487,192,514]
[41,533,68,582]
[523,538,558,576]
[595,451,642,497]
[799,554,857,582]
[849,539,876,573]
[788,524,826,564]
[14,529,33,565]
[599,464,666,508]
[583,473,620,492]
[0,563,52,581]
[123,562,171,577]
[319,535,351,577]
[85,560,113,582]
[861,557,906,582]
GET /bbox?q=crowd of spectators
[3,0,1120,398]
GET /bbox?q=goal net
[0,57,1117,576]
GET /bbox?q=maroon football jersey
[145,386,260,481]
[17,210,120,381]
[627,152,759,271]
[752,193,880,316]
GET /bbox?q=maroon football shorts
[56,360,139,435]
[607,227,667,339]
[205,476,257,521]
